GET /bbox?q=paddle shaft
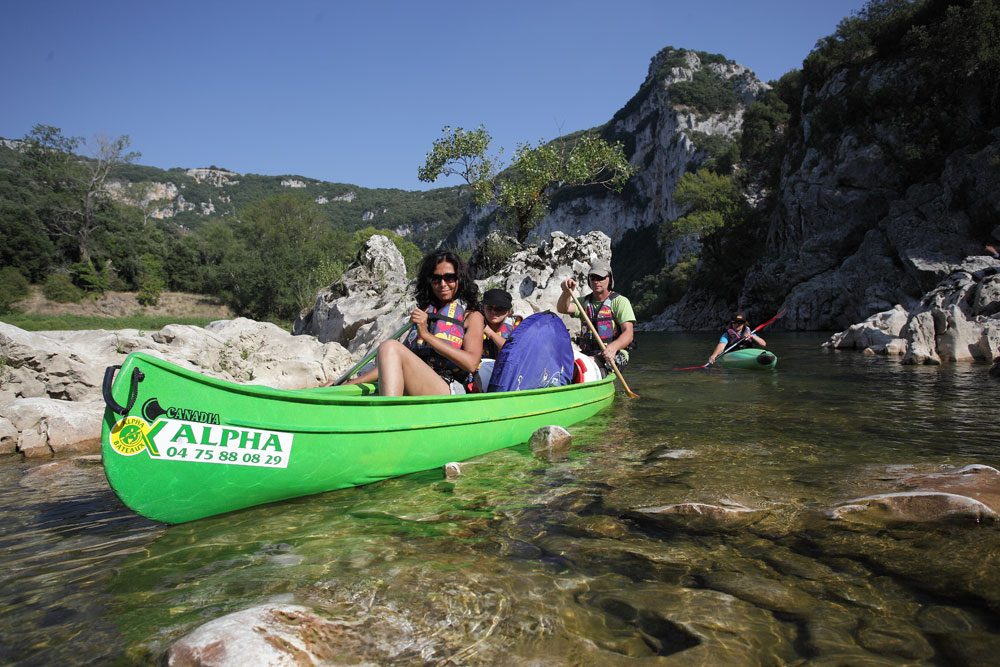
[570,292,638,398]
[333,321,413,386]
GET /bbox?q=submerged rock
[831,464,1000,524]
[164,604,391,665]
[530,425,572,461]
[830,491,998,523]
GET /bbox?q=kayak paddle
[672,307,787,371]
[333,321,413,386]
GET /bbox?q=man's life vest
[577,292,632,355]
[723,325,755,350]
[482,315,522,359]
[405,300,469,381]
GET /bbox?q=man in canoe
[708,313,766,365]
[345,251,485,395]
[557,259,636,372]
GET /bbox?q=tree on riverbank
[418,125,635,243]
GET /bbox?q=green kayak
[101,352,615,524]
[716,348,778,370]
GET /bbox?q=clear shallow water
[2,333,999,664]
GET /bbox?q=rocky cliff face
[739,64,1000,332]
[446,49,768,259]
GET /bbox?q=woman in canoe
[346,251,485,396]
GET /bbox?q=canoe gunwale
[121,352,616,407]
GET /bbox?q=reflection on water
[1,333,999,663]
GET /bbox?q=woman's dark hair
[414,250,479,310]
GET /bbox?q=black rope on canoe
[102,365,145,416]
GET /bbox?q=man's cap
[588,260,612,277]
[482,288,513,309]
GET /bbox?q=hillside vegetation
[0,134,467,321]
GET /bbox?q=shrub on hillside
[43,273,84,303]
[0,266,30,314]
[669,69,739,116]
[469,233,521,279]
[69,261,109,294]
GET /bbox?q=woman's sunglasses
[430,273,458,284]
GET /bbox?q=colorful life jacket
[482,315,522,359]
[723,325,754,350]
[577,292,621,355]
[405,300,469,381]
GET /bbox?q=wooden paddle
[673,308,787,371]
[570,292,639,399]
[333,321,413,386]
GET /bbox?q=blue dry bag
[487,312,573,392]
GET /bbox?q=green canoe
[716,348,778,370]
[101,352,615,524]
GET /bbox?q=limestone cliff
[445,48,768,260]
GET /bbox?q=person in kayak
[346,251,485,396]
[557,259,636,372]
[708,313,766,364]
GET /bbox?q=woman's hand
[410,308,431,339]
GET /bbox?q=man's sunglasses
[588,274,609,282]
[430,273,458,284]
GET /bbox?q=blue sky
[3,0,866,191]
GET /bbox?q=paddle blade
[672,363,709,372]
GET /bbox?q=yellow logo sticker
[109,416,154,456]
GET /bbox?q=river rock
[293,234,411,352]
[632,501,764,531]
[831,464,1000,524]
[164,604,394,666]
[529,425,572,461]
[698,570,819,617]
[0,319,350,459]
[830,491,998,523]
[824,259,1000,363]
[3,398,104,458]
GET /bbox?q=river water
[2,333,999,664]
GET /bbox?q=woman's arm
[751,334,766,347]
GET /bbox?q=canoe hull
[716,349,778,370]
[101,352,615,523]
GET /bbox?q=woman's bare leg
[377,340,450,396]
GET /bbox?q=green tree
[221,194,342,321]
[668,169,747,265]
[419,126,635,243]
[17,125,140,263]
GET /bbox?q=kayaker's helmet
[587,259,614,290]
